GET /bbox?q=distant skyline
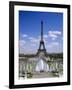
[19,11,63,54]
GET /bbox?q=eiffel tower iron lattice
[37,21,47,55]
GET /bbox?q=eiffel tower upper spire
[41,20,43,41]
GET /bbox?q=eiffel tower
[37,21,47,55]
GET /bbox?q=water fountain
[35,57,50,72]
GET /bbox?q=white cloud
[52,42,59,46]
[19,43,37,54]
[19,40,26,44]
[28,37,33,40]
[44,34,48,38]
[54,31,61,35]
[46,42,59,48]
[48,31,62,40]
[49,33,57,38]
[29,37,39,43]
[46,45,52,48]
[48,31,57,38]
[22,34,28,38]
[19,40,26,46]
[46,42,62,53]
[51,37,56,40]
[48,31,61,35]
[30,43,36,46]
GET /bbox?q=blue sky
[19,11,63,54]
